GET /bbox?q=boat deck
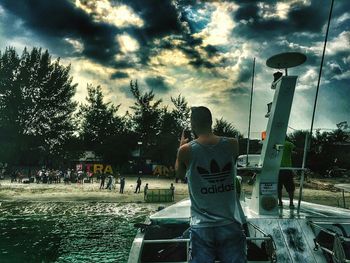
[128,199,350,263]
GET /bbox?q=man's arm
[175,130,190,180]
[175,145,190,180]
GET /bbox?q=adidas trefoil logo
[197,159,232,183]
[197,160,235,194]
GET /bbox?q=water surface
[0,202,157,263]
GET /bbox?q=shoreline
[0,177,189,203]
[0,176,349,208]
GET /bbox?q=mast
[297,0,334,213]
[246,58,255,166]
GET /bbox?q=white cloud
[117,34,139,53]
[333,70,350,81]
[194,2,237,46]
[298,68,318,89]
[150,49,190,67]
[335,12,350,26]
[64,38,84,53]
[259,1,310,20]
[75,0,144,28]
[343,56,350,64]
[327,31,350,55]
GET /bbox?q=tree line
[1,47,348,174]
[0,47,241,171]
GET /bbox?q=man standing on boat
[278,140,296,208]
[175,106,246,263]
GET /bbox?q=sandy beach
[1,176,349,208]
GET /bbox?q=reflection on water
[0,202,158,263]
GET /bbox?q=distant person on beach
[65,169,71,184]
[144,183,148,200]
[120,177,125,193]
[105,174,114,190]
[170,183,175,201]
[11,170,16,183]
[100,172,106,190]
[278,140,296,209]
[135,177,141,193]
[175,106,246,263]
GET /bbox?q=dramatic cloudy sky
[0,0,349,137]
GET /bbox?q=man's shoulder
[223,136,238,143]
[178,142,191,155]
[178,143,191,164]
[219,136,238,148]
[219,136,238,156]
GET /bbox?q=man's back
[187,137,241,227]
[175,107,246,262]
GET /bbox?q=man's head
[191,106,212,135]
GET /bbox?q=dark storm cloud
[235,2,259,21]
[236,59,256,84]
[123,0,183,40]
[203,45,218,57]
[230,87,250,95]
[123,0,218,69]
[232,0,330,39]
[145,76,171,93]
[148,34,216,69]
[0,0,217,70]
[329,62,343,75]
[110,71,129,80]
[113,60,135,69]
[0,0,119,64]
[312,78,350,125]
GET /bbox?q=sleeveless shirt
[187,137,244,228]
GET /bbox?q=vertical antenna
[297,0,334,214]
[246,58,255,166]
[310,0,334,137]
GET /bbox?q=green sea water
[0,202,158,263]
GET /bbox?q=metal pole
[297,132,309,214]
[297,0,334,214]
[246,58,255,166]
[309,0,334,139]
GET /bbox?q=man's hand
[179,130,189,147]
[175,130,190,180]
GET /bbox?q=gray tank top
[187,137,243,228]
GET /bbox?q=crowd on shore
[9,168,101,185]
[4,169,177,200]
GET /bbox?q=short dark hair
[191,106,212,133]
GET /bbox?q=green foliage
[287,129,350,173]
[79,85,120,146]
[129,80,162,158]
[78,84,134,166]
[171,95,191,131]
[151,95,191,165]
[0,47,77,166]
[0,46,244,170]
[213,118,242,138]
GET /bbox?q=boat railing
[237,167,308,171]
[308,221,350,263]
[142,236,275,263]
